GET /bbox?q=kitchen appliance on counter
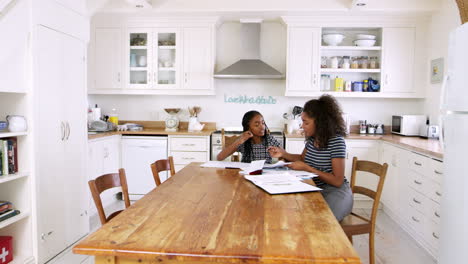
[391,115,426,136]
[419,122,440,139]
[211,128,284,161]
[164,108,180,132]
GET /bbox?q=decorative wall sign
[430,58,444,84]
[224,94,277,104]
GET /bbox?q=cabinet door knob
[413,180,422,185]
[411,216,420,223]
[432,232,439,239]
[434,211,440,218]
[434,170,443,175]
[412,198,421,204]
[414,161,422,166]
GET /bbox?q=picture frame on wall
[431,58,444,84]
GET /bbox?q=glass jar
[351,57,359,69]
[369,56,379,69]
[361,56,369,69]
[321,56,328,68]
[330,56,339,69]
[320,74,331,91]
[342,56,350,69]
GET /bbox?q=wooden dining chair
[150,156,176,186]
[88,168,131,225]
[221,128,241,162]
[340,157,388,264]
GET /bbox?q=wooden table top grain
[73,163,361,264]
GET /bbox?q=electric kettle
[6,115,27,132]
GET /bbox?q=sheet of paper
[263,160,292,168]
[244,173,321,194]
[200,161,251,169]
[262,169,318,179]
[240,160,265,174]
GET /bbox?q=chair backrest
[88,168,131,225]
[350,157,389,225]
[221,128,241,161]
[150,156,175,186]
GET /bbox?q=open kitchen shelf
[0,172,29,185]
[0,131,27,138]
[0,210,30,229]
[321,69,380,73]
[321,46,381,51]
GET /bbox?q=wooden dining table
[73,163,361,264]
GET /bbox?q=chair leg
[347,234,353,244]
[369,229,375,264]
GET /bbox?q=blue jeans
[320,181,353,221]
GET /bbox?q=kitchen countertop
[285,132,443,159]
[88,120,217,140]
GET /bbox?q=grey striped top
[304,136,346,187]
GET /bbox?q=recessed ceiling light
[357,3,366,6]
[136,4,144,8]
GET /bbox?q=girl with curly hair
[268,95,352,221]
[217,110,280,164]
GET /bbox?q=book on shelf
[0,201,12,214]
[0,137,18,175]
[0,209,20,222]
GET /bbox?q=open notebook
[244,174,321,195]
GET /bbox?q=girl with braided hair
[217,111,280,164]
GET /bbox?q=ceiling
[87,0,442,17]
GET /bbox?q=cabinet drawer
[425,219,440,251]
[430,159,444,184]
[426,179,442,204]
[407,170,425,194]
[408,152,429,175]
[170,137,208,151]
[172,151,208,164]
[406,206,425,236]
[427,201,441,224]
[407,188,427,214]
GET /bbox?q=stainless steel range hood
[214,21,284,79]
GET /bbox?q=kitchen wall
[424,0,461,125]
[89,20,425,129]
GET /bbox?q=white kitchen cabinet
[94,28,123,90]
[380,142,406,218]
[381,27,416,94]
[89,16,218,95]
[34,25,88,264]
[345,140,380,202]
[182,27,214,92]
[88,135,121,212]
[285,137,306,154]
[168,135,210,172]
[285,27,320,96]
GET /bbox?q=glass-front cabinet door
[127,29,153,89]
[154,28,181,89]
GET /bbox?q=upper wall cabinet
[381,27,416,94]
[89,17,218,95]
[282,16,426,98]
[285,27,320,96]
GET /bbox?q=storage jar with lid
[351,57,359,69]
[342,56,350,69]
[330,56,339,69]
[360,56,369,69]
[369,56,379,69]
[320,74,331,91]
[321,56,328,68]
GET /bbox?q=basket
[456,0,468,24]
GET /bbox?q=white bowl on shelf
[354,39,376,47]
[322,34,345,46]
[356,34,376,40]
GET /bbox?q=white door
[62,34,88,246]
[381,27,415,94]
[183,27,213,90]
[444,23,468,111]
[286,27,320,95]
[439,113,468,263]
[35,25,68,263]
[127,28,153,89]
[121,137,168,200]
[94,28,122,90]
[154,28,180,89]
